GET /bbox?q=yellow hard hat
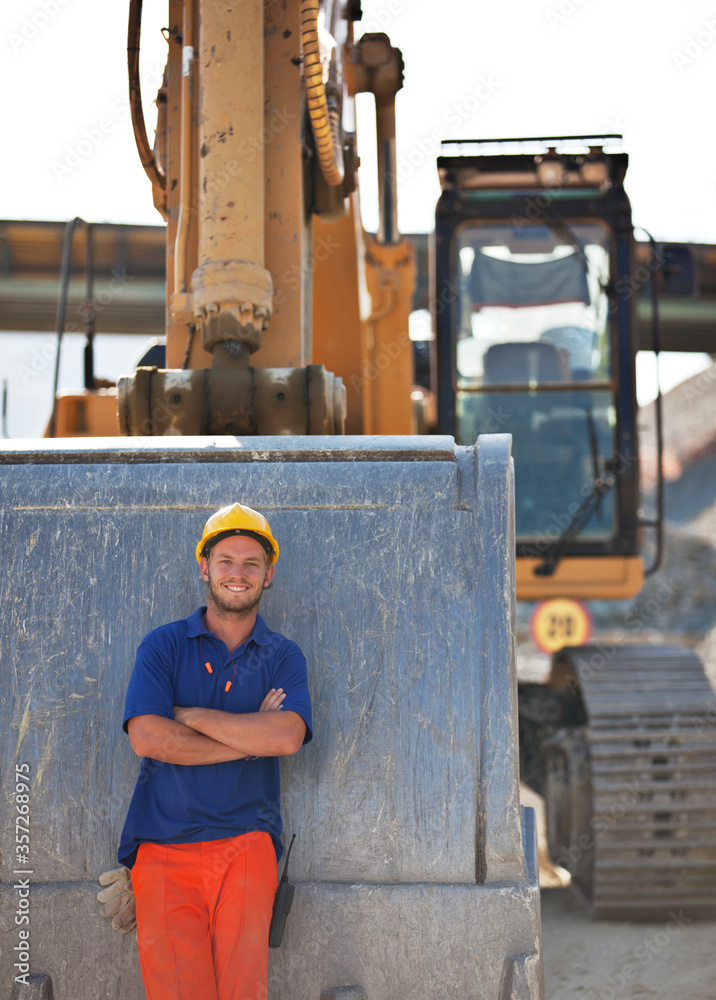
[196,503,279,565]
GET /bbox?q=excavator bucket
[0,434,542,1000]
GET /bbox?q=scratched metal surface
[0,435,540,1000]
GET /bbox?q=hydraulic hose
[2,380,8,438]
[128,0,166,194]
[49,217,94,438]
[300,0,344,187]
[643,232,664,576]
[83,222,96,390]
[174,0,194,295]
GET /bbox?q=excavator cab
[434,137,643,600]
[433,137,716,921]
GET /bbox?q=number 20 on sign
[530,598,592,655]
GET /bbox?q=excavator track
[539,644,716,920]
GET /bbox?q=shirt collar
[185,607,273,646]
[250,614,274,646]
[186,607,206,638]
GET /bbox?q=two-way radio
[268,833,296,948]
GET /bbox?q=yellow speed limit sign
[530,598,592,654]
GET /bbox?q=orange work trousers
[132,832,277,1000]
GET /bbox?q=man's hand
[97,867,136,934]
[259,687,286,711]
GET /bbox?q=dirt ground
[540,886,716,1000]
[523,789,716,1000]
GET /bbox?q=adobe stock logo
[672,18,716,72]
[389,76,501,188]
[7,0,73,52]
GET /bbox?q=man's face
[200,535,275,616]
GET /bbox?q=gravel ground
[524,790,716,1000]
[541,888,716,1000]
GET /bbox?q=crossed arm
[127,688,307,765]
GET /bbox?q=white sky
[3,0,714,237]
[1,0,715,433]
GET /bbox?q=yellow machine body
[516,554,644,600]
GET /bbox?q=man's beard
[207,572,263,617]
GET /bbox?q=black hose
[128,0,165,192]
[585,403,603,519]
[48,218,97,437]
[182,325,196,370]
[640,230,664,576]
[2,379,8,438]
[48,217,84,437]
[83,223,95,389]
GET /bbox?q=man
[107,503,312,1000]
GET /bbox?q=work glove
[97,866,137,934]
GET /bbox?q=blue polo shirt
[118,608,312,868]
